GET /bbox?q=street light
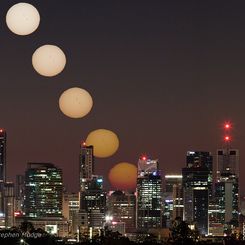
[105,215,113,222]
[20,239,29,245]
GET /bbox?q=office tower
[80,175,106,231]
[215,175,239,225]
[186,151,213,198]
[136,156,163,231]
[4,182,15,228]
[216,149,239,179]
[214,123,239,229]
[0,129,6,216]
[62,192,80,234]
[15,175,25,212]
[107,190,136,233]
[79,143,94,191]
[215,149,239,225]
[0,129,6,185]
[182,151,211,235]
[164,174,183,227]
[172,182,183,220]
[24,163,63,218]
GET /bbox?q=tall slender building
[4,182,15,228]
[0,129,6,216]
[24,163,63,218]
[15,175,25,212]
[79,142,106,235]
[182,151,212,235]
[0,129,6,185]
[79,143,94,191]
[136,156,163,231]
[164,174,183,227]
[62,193,80,234]
[214,122,239,228]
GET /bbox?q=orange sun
[108,162,137,190]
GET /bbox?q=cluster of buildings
[0,123,244,241]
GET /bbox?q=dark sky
[1,0,245,194]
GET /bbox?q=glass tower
[215,149,239,227]
[0,129,6,185]
[136,157,163,230]
[79,143,94,191]
[24,163,63,218]
[182,151,212,235]
[0,129,6,216]
[107,190,136,232]
[80,175,106,229]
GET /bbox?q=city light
[224,123,231,129]
[224,136,230,142]
[165,175,183,179]
[96,178,103,183]
[105,215,113,222]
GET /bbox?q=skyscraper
[4,182,15,228]
[186,151,213,198]
[136,156,163,231]
[79,143,94,191]
[182,151,212,235]
[80,175,106,230]
[215,149,239,226]
[214,123,239,229]
[164,174,183,227]
[0,129,6,185]
[0,129,6,216]
[15,175,25,213]
[79,141,106,236]
[107,190,136,233]
[216,149,239,179]
[24,163,63,218]
[62,192,80,234]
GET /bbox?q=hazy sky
[1,1,245,194]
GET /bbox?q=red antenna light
[224,136,230,142]
[224,123,231,130]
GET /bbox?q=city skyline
[1,1,245,195]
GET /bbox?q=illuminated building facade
[182,151,211,235]
[24,163,63,218]
[62,192,80,234]
[80,175,106,229]
[4,182,14,228]
[15,175,25,212]
[0,129,6,216]
[186,151,213,198]
[215,149,239,227]
[216,149,239,180]
[136,156,163,230]
[214,123,239,229]
[215,175,239,225]
[79,143,94,191]
[164,174,183,227]
[107,190,136,233]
